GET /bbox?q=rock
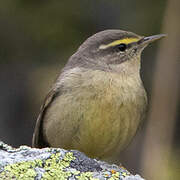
[0,141,145,180]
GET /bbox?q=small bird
[32,30,165,163]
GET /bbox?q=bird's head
[66,30,166,74]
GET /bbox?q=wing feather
[32,89,59,148]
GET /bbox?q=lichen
[76,172,93,180]
[3,160,37,179]
[0,142,144,180]
[0,152,76,179]
[42,152,75,179]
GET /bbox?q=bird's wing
[32,88,59,148]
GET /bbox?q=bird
[32,29,165,163]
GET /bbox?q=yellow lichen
[76,172,93,180]
[0,152,76,179]
[0,150,128,179]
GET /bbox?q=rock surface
[0,141,144,180]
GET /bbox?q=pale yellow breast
[44,68,147,161]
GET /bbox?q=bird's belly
[44,71,147,160]
[44,86,146,160]
[72,94,143,159]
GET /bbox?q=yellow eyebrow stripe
[99,38,139,49]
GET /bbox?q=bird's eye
[116,43,127,52]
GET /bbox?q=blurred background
[0,0,179,179]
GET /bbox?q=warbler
[32,30,165,163]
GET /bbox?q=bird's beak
[138,34,167,46]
